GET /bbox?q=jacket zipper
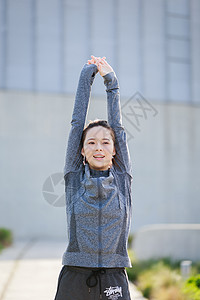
[97,177,102,267]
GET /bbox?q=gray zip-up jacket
[62,63,133,268]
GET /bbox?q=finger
[98,59,106,64]
[94,57,101,63]
[98,59,105,64]
[91,55,97,60]
[95,59,101,65]
[103,60,110,66]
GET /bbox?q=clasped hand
[87,55,114,77]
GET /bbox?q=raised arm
[63,63,98,177]
[97,58,133,177]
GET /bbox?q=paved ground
[0,238,147,300]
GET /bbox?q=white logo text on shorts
[104,286,123,300]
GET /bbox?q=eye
[88,141,95,144]
[103,141,109,144]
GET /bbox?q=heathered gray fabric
[54,266,131,300]
[62,63,133,268]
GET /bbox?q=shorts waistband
[64,265,125,274]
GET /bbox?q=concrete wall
[1,0,200,261]
[0,90,200,239]
[0,0,200,103]
[134,224,200,261]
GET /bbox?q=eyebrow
[87,137,111,141]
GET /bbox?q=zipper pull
[89,288,91,294]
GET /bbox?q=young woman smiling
[54,56,133,300]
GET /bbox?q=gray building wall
[0,0,200,243]
[0,0,200,102]
[0,91,200,239]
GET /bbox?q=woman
[54,56,133,300]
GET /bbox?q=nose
[95,142,103,151]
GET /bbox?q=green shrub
[136,261,184,299]
[153,285,186,300]
[128,234,134,248]
[191,262,200,275]
[126,252,200,299]
[126,256,179,283]
[0,228,13,252]
[183,274,200,300]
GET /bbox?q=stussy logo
[104,286,123,300]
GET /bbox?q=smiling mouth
[93,155,105,160]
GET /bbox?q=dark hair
[81,119,115,148]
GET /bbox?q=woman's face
[81,126,116,171]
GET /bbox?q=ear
[81,147,85,156]
[112,146,116,156]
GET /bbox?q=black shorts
[54,265,131,300]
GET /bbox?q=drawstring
[86,269,106,299]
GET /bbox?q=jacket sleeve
[104,72,133,178]
[63,63,98,176]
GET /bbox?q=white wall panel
[6,0,32,89]
[143,0,166,101]
[90,0,116,95]
[167,16,190,38]
[168,39,189,60]
[167,0,189,16]
[36,0,61,92]
[63,0,88,94]
[117,0,140,98]
[0,0,199,103]
[191,0,200,104]
[0,0,5,88]
[165,0,191,103]
[168,62,190,102]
